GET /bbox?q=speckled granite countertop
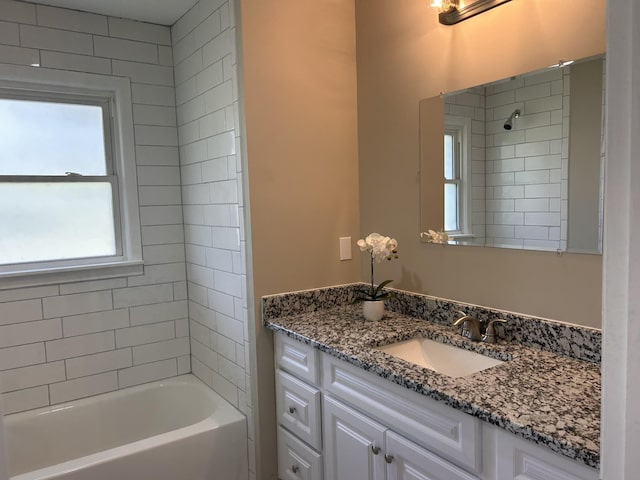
[265,304,600,470]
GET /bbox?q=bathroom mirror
[419,55,605,254]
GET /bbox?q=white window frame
[443,115,472,238]
[0,64,143,289]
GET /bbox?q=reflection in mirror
[420,55,605,254]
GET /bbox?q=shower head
[503,109,521,130]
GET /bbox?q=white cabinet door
[323,395,386,480]
[386,431,479,480]
[489,425,598,480]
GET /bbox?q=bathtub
[3,375,248,480]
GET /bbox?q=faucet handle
[482,318,507,343]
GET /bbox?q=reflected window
[443,116,471,236]
[444,128,460,231]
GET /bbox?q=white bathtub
[3,375,248,480]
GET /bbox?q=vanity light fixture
[431,0,511,25]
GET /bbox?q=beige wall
[239,1,359,477]
[242,1,360,295]
[356,0,605,328]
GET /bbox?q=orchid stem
[370,253,375,298]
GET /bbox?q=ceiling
[27,0,198,25]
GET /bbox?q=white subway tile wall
[446,67,569,250]
[171,1,253,477]
[0,0,252,473]
[0,1,188,415]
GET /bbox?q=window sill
[447,234,476,239]
[0,260,144,290]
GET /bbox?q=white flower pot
[363,300,384,321]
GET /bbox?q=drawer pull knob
[288,406,297,414]
[291,465,299,474]
[371,445,380,455]
[385,454,394,464]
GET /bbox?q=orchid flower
[356,233,399,301]
[420,229,450,244]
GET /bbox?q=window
[443,115,471,237]
[0,65,142,287]
[443,127,461,232]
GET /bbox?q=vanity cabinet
[273,333,598,480]
[324,395,478,480]
[275,335,323,480]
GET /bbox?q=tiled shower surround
[0,0,251,465]
[171,0,253,467]
[0,1,189,415]
[0,0,252,475]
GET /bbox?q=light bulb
[430,0,459,13]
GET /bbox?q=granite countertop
[264,304,601,469]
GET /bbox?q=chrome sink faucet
[453,310,507,343]
[453,310,483,341]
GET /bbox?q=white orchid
[357,233,399,263]
[420,229,450,244]
[356,232,399,301]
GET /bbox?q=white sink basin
[377,337,504,378]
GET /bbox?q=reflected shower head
[503,109,521,130]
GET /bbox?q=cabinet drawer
[275,333,319,384]
[276,369,322,449]
[490,426,598,480]
[322,354,481,473]
[278,426,323,480]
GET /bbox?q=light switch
[339,237,352,261]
